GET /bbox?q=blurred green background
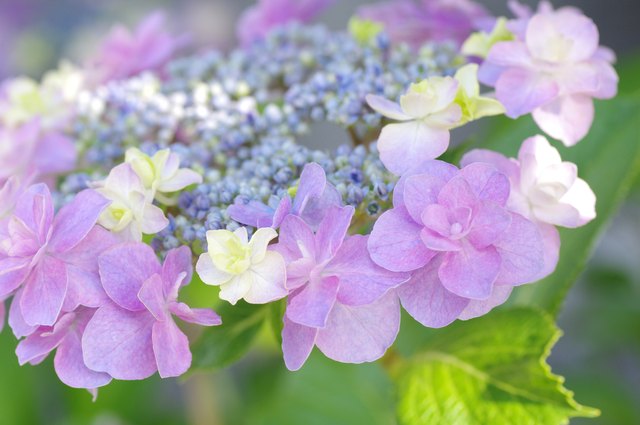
[1,1,638,424]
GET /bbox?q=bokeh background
[0,1,638,424]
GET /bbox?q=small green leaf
[191,301,266,370]
[394,308,599,425]
[467,94,640,315]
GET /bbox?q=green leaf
[190,301,267,370]
[470,94,640,315]
[394,308,599,425]
[268,299,287,345]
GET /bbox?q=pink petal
[420,228,462,252]
[282,316,318,371]
[526,12,598,63]
[286,276,339,328]
[437,175,478,210]
[54,319,112,389]
[467,202,512,249]
[8,289,36,338]
[0,298,5,333]
[439,244,501,300]
[316,292,400,364]
[138,274,168,322]
[98,243,161,311]
[162,246,193,296]
[460,163,510,206]
[82,303,156,380]
[458,284,513,320]
[169,302,222,326]
[0,256,31,297]
[314,205,354,262]
[532,95,594,147]
[152,318,191,378]
[397,258,469,328]
[496,68,559,118]
[393,160,457,208]
[20,257,68,327]
[378,121,451,175]
[16,312,75,365]
[330,235,409,306]
[403,174,448,223]
[49,190,109,253]
[276,215,317,263]
[528,223,560,282]
[494,213,545,286]
[485,41,532,68]
[365,94,412,121]
[368,207,435,272]
[33,131,77,179]
[460,150,520,183]
[12,183,54,243]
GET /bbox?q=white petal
[365,94,412,121]
[195,254,233,286]
[243,252,288,304]
[219,275,252,305]
[248,227,278,263]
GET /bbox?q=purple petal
[368,207,435,272]
[282,316,317,371]
[494,213,545,285]
[496,68,559,118]
[329,235,409,306]
[393,160,457,208]
[152,318,191,378]
[314,205,354,262]
[82,303,156,380]
[439,244,501,300]
[292,163,328,215]
[437,175,478,210]
[20,257,68,327]
[458,284,513,321]
[531,223,560,282]
[460,149,520,184]
[532,94,594,147]
[49,190,110,253]
[33,131,77,178]
[8,289,36,338]
[0,256,31,297]
[275,215,316,263]
[12,183,54,243]
[460,163,510,206]
[467,202,512,249]
[169,302,222,326]
[0,297,5,333]
[398,258,470,328]
[271,196,292,228]
[299,183,342,231]
[227,200,275,228]
[162,246,193,296]
[54,320,113,389]
[57,226,117,311]
[403,174,447,223]
[485,41,532,68]
[316,292,400,364]
[420,228,462,252]
[378,121,451,175]
[526,12,598,63]
[138,274,168,321]
[98,243,161,311]
[16,312,75,365]
[286,276,339,328]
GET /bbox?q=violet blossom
[273,205,408,370]
[368,160,545,327]
[0,185,112,329]
[82,244,221,380]
[478,3,618,146]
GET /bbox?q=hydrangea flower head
[274,205,408,370]
[479,4,618,145]
[366,77,462,175]
[87,11,190,84]
[96,163,169,241]
[83,244,221,380]
[196,227,287,305]
[368,160,545,327]
[0,185,112,328]
[125,147,202,205]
